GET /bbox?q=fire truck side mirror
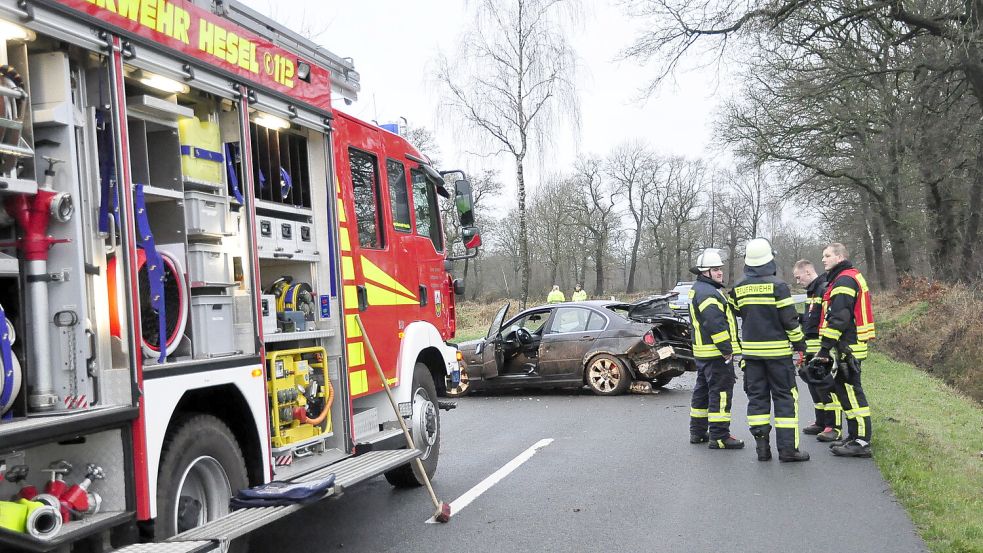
[455,179,475,227]
[462,226,482,250]
[453,278,466,296]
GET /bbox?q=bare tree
[570,157,618,296]
[437,0,580,307]
[607,141,661,293]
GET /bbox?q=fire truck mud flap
[142,450,421,549]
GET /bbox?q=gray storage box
[191,295,236,357]
[184,190,229,236]
[276,219,298,255]
[187,243,231,286]
[256,215,276,254]
[296,221,317,256]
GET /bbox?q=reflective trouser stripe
[708,391,731,422]
[690,408,709,418]
[825,394,842,429]
[845,384,866,438]
[747,414,771,426]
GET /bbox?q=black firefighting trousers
[805,381,842,432]
[833,359,872,442]
[689,357,736,441]
[804,354,842,432]
[743,357,800,451]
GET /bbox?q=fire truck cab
[0,1,477,551]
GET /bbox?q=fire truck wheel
[385,363,440,488]
[156,414,249,549]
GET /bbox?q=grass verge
[865,352,983,553]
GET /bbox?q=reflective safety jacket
[819,261,875,360]
[728,262,805,359]
[571,290,588,302]
[547,290,566,303]
[801,273,828,354]
[688,275,741,359]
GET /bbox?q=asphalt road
[251,372,926,553]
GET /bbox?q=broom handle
[354,315,441,507]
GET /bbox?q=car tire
[386,363,441,487]
[444,367,471,398]
[155,414,249,551]
[585,354,631,396]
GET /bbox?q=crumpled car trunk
[624,296,696,379]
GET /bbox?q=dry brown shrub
[876,282,983,404]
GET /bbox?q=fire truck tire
[385,363,440,488]
[156,414,249,549]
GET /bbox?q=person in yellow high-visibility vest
[571,284,588,302]
[546,285,565,304]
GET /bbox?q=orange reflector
[251,369,263,378]
[398,331,405,339]
[456,351,463,361]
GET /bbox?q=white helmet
[695,248,724,272]
[744,238,775,266]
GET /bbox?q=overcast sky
[240,0,735,198]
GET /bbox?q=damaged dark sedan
[449,297,695,397]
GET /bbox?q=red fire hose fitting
[4,190,73,261]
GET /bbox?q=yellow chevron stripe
[361,256,416,299]
[344,285,358,310]
[349,369,367,395]
[345,314,362,338]
[339,227,351,251]
[366,282,419,306]
[348,342,365,367]
[342,256,355,280]
[337,199,347,223]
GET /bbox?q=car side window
[586,312,606,331]
[548,307,591,334]
[504,311,550,336]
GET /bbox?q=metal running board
[167,449,420,544]
[111,542,216,553]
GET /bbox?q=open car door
[478,302,509,379]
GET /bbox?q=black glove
[816,347,831,361]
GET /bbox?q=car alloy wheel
[586,354,630,395]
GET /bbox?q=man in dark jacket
[730,239,809,462]
[816,243,875,458]
[687,249,744,450]
[793,259,841,442]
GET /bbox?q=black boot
[690,433,709,444]
[754,434,771,461]
[831,439,872,458]
[778,449,810,462]
[709,435,745,449]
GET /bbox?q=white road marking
[426,438,554,523]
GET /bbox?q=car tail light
[643,330,656,346]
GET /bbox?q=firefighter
[547,285,565,304]
[730,238,809,462]
[571,284,588,302]
[687,249,744,449]
[815,243,875,458]
[792,259,842,442]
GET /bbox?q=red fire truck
[0,0,479,550]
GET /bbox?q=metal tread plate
[169,449,420,543]
[112,541,216,553]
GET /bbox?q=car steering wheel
[515,327,533,344]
